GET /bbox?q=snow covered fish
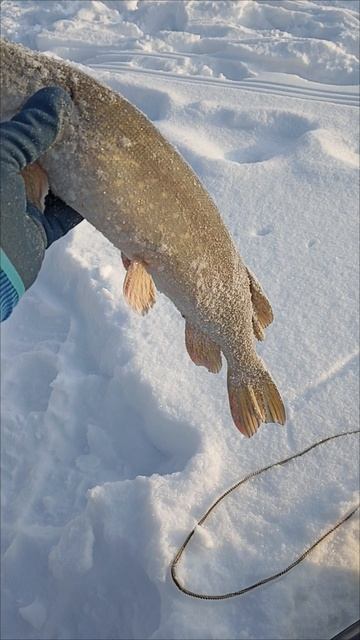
[0,38,285,437]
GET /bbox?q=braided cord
[171,429,360,600]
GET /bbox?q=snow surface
[1,1,359,639]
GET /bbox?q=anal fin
[185,321,222,374]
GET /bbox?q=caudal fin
[227,367,286,437]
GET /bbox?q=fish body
[0,38,285,436]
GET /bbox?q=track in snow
[84,52,359,107]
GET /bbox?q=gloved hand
[0,86,83,321]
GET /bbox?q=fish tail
[227,364,286,438]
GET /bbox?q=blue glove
[0,86,83,321]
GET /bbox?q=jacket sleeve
[0,86,73,171]
[0,251,25,322]
[0,87,73,320]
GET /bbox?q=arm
[0,87,83,321]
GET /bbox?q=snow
[1,1,359,639]
[19,599,47,632]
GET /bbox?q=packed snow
[1,1,359,639]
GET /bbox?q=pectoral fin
[21,162,49,213]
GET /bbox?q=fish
[0,37,286,437]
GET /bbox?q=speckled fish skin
[0,38,285,437]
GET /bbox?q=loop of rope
[171,429,360,600]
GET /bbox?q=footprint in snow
[248,224,275,238]
[255,224,275,237]
[308,239,318,249]
[186,102,318,165]
[225,110,317,165]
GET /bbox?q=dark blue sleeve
[0,86,73,171]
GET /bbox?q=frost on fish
[0,37,285,437]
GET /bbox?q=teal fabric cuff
[0,248,25,298]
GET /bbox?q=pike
[0,38,286,437]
